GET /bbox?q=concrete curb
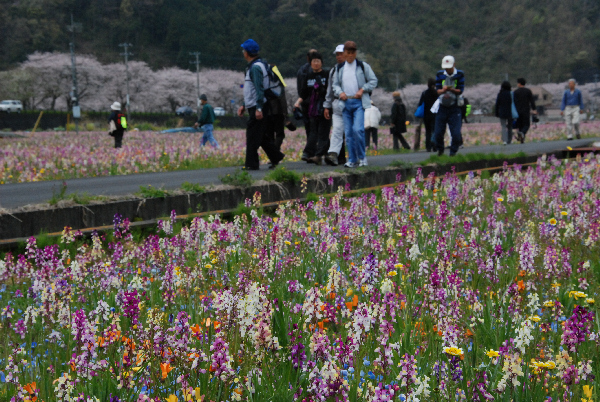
[0,152,567,241]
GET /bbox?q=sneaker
[301,153,310,162]
[324,152,338,166]
[358,158,368,167]
[567,137,573,141]
[503,142,507,145]
[344,161,356,168]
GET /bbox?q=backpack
[336,60,374,95]
[262,61,287,100]
[116,113,127,130]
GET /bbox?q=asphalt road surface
[1,138,597,210]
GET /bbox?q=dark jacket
[513,87,536,117]
[197,103,215,126]
[418,88,438,120]
[299,69,329,117]
[108,110,125,135]
[495,89,513,119]
[296,62,311,98]
[391,100,407,134]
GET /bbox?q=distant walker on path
[512,78,537,143]
[108,101,126,149]
[560,79,585,140]
[194,94,219,148]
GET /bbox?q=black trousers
[365,127,378,148]
[266,113,286,152]
[423,117,435,151]
[515,114,531,135]
[303,116,331,157]
[391,128,410,150]
[245,107,284,169]
[112,130,124,148]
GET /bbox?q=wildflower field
[1,154,599,401]
[1,122,599,184]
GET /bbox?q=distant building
[530,86,553,115]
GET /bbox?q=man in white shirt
[331,41,378,167]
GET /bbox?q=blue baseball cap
[241,39,260,54]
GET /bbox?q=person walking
[513,78,537,143]
[297,49,318,147]
[432,55,465,156]
[194,94,219,148]
[560,79,585,140]
[416,78,438,151]
[265,87,295,153]
[324,44,347,166]
[237,39,285,170]
[108,101,126,148]
[495,81,514,145]
[331,41,378,167]
[364,101,381,149]
[390,92,411,150]
[294,52,330,165]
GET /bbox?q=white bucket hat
[111,102,121,110]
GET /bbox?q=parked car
[0,100,23,113]
[214,107,226,116]
[175,106,194,116]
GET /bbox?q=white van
[0,100,23,113]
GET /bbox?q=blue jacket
[435,69,465,93]
[332,60,378,109]
[560,89,584,110]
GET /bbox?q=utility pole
[395,73,400,90]
[505,72,509,82]
[119,43,133,124]
[594,73,599,113]
[189,52,201,117]
[67,14,82,135]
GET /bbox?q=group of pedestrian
[494,79,537,145]
[106,45,587,158]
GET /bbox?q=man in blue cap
[237,39,285,170]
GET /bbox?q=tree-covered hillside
[1,0,599,88]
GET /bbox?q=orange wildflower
[518,270,526,277]
[352,295,358,307]
[191,324,202,334]
[517,280,525,292]
[160,362,173,379]
[317,321,324,330]
[345,302,353,311]
[23,382,38,401]
[97,336,105,348]
[328,292,336,300]
[465,328,474,337]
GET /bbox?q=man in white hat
[431,55,465,156]
[323,44,347,166]
[108,101,126,148]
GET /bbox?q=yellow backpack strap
[271,66,287,87]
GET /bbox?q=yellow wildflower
[530,315,541,322]
[586,298,595,304]
[543,300,555,307]
[388,271,397,277]
[561,211,568,216]
[569,291,588,300]
[549,218,557,225]
[284,240,291,245]
[443,346,464,356]
[394,263,404,269]
[485,350,500,358]
[497,197,504,202]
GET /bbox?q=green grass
[138,185,171,198]
[220,170,254,187]
[418,151,528,166]
[389,159,414,169]
[180,181,206,193]
[263,166,302,185]
[48,181,68,205]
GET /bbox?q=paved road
[1,138,597,210]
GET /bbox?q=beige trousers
[564,105,581,139]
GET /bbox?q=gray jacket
[323,68,343,116]
[331,60,378,110]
